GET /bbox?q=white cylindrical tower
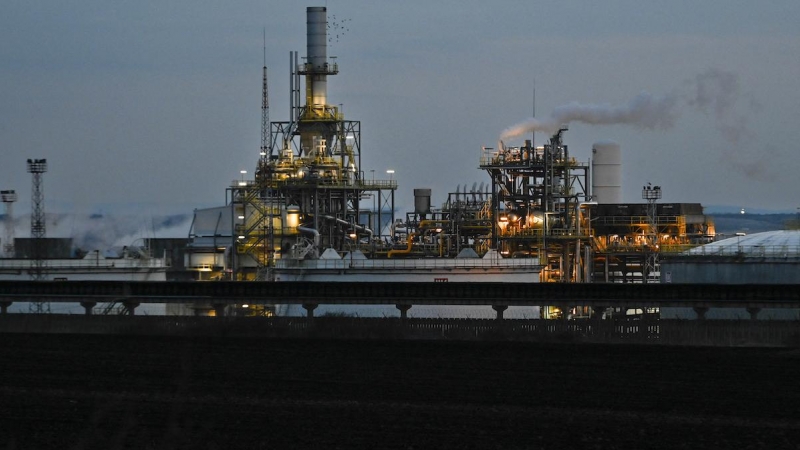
[591,142,622,204]
[1,189,17,257]
[306,6,328,109]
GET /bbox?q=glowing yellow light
[286,206,300,228]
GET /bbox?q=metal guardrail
[275,257,541,270]
[0,259,167,269]
[684,245,800,258]
[233,178,397,190]
[595,216,682,225]
[1,281,799,310]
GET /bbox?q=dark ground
[1,334,799,449]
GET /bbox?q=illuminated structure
[642,183,662,283]
[181,6,543,288]
[183,6,714,319]
[225,6,395,281]
[480,130,592,283]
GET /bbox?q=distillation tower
[229,7,396,280]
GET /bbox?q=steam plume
[7,212,192,252]
[501,91,678,141]
[500,68,765,178]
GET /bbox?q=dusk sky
[2,0,799,229]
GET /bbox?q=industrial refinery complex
[2,6,798,320]
[182,7,716,289]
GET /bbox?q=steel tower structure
[230,6,396,280]
[27,158,50,313]
[480,129,591,282]
[642,183,662,283]
[1,190,17,257]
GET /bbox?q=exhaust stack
[306,6,328,109]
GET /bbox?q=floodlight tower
[642,183,662,283]
[27,158,50,313]
[1,190,17,257]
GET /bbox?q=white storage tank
[591,142,622,204]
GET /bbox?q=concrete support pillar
[80,301,97,315]
[0,301,11,314]
[213,304,227,317]
[303,303,318,319]
[123,301,140,316]
[492,305,508,320]
[693,307,708,321]
[396,304,412,320]
[746,307,761,321]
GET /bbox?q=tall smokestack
[306,6,328,109]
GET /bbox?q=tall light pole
[386,169,395,182]
[27,158,49,313]
[642,183,662,284]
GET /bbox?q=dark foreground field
[1,334,799,449]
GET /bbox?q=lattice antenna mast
[27,159,50,312]
[260,30,270,160]
[1,190,17,257]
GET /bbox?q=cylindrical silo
[591,142,622,204]
[414,189,432,216]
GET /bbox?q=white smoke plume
[500,91,679,141]
[4,212,192,254]
[499,68,765,178]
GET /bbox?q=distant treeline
[710,213,800,234]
